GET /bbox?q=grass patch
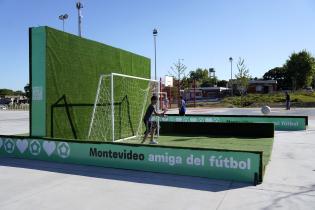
[221,91,315,107]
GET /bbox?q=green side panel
[0,136,262,184]
[153,115,306,131]
[31,27,46,136]
[45,27,150,139]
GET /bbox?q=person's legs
[149,122,158,144]
[141,121,151,143]
[288,101,291,110]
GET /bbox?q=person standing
[285,91,291,110]
[141,95,164,144]
[162,97,169,112]
[179,96,186,116]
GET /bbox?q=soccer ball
[261,106,271,115]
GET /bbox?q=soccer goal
[88,73,160,142]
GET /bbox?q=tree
[0,89,14,97]
[217,80,228,87]
[168,59,187,102]
[285,50,315,90]
[189,68,208,82]
[235,58,250,105]
[14,90,24,96]
[24,83,31,98]
[200,77,218,87]
[263,67,290,90]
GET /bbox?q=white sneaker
[149,140,158,144]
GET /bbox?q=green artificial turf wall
[30,26,150,139]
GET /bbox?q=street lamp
[229,57,233,95]
[153,28,158,80]
[76,1,83,37]
[58,14,68,32]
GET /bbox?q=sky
[1,0,315,91]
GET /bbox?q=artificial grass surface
[126,135,273,167]
[43,27,150,139]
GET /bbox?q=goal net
[88,73,160,142]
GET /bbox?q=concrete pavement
[0,109,314,210]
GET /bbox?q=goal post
[88,73,160,142]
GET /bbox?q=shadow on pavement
[0,157,250,192]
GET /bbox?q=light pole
[153,28,158,80]
[58,14,68,32]
[229,57,233,95]
[76,1,83,37]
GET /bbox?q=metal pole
[169,86,172,108]
[154,36,157,80]
[153,28,158,80]
[111,73,115,142]
[160,77,162,108]
[62,20,65,32]
[78,9,81,36]
[230,61,232,82]
[76,2,83,37]
[156,80,160,138]
[229,57,233,96]
[194,79,196,107]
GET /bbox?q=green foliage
[168,59,187,97]
[263,67,291,90]
[217,80,228,87]
[24,84,30,98]
[235,58,250,93]
[222,91,315,107]
[200,77,218,87]
[234,58,250,106]
[0,89,25,97]
[284,50,315,90]
[189,68,208,82]
[0,89,14,96]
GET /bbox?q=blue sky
[1,0,315,90]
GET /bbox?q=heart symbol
[16,139,28,154]
[43,141,56,156]
[0,138,3,149]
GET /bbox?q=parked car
[0,105,7,110]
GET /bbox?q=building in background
[247,80,277,93]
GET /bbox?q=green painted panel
[31,27,46,136]
[0,136,261,183]
[153,115,306,131]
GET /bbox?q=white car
[0,105,7,110]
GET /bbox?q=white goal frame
[88,72,160,142]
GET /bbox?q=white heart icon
[43,141,56,156]
[0,138,3,149]
[16,139,28,154]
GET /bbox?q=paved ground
[0,109,315,210]
[0,111,29,135]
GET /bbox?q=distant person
[162,97,169,112]
[141,95,164,144]
[285,91,291,110]
[179,96,186,116]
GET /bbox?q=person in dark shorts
[285,91,291,110]
[179,96,186,116]
[141,95,165,144]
